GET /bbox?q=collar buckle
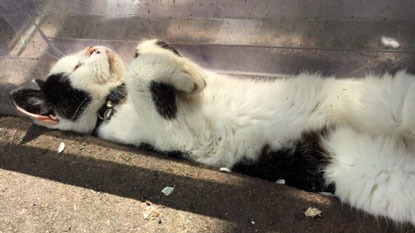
[97,100,114,121]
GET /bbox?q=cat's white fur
[19,40,415,225]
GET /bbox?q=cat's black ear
[33,79,45,88]
[9,89,55,124]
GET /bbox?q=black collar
[92,83,127,136]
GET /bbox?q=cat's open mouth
[15,105,59,125]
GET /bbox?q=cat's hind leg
[323,126,415,226]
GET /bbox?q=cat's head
[10,46,125,133]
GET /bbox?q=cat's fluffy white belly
[100,72,335,167]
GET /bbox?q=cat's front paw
[134,39,206,95]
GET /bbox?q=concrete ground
[0,116,414,233]
[2,1,415,232]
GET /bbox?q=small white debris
[58,142,65,154]
[275,179,285,185]
[250,220,255,225]
[381,36,400,49]
[304,207,322,218]
[345,161,355,167]
[219,167,231,173]
[143,206,152,220]
[161,186,175,196]
[319,191,336,197]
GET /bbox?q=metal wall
[1,0,414,115]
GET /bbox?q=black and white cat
[10,39,415,226]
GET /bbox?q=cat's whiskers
[39,106,49,115]
[71,97,89,121]
[31,18,66,58]
[43,50,60,60]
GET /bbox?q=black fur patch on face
[156,41,182,57]
[42,73,92,121]
[232,129,335,193]
[150,81,177,120]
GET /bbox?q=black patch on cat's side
[156,41,182,57]
[42,73,92,121]
[150,81,177,120]
[232,129,335,193]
